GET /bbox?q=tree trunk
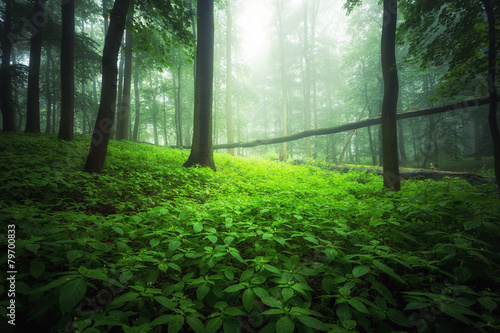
[58,0,75,141]
[175,63,183,146]
[398,120,408,166]
[84,0,130,173]
[481,0,500,192]
[116,12,133,140]
[25,0,45,133]
[103,0,109,35]
[1,0,15,132]
[276,0,288,161]
[45,46,52,134]
[132,59,140,141]
[303,0,312,158]
[183,0,216,171]
[380,0,400,191]
[225,0,234,155]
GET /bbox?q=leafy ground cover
[1,133,499,333]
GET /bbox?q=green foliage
[1,133,499,332]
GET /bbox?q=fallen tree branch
[211,97,490,150]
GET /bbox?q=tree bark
[84,0,130,173]
[303,0,312,158]
[25,0,45,133]
[116,11,133,140]
[481,0,500,192]
[380,0,400,191]
[183,0,216,171]
[58,0,75,141]
[225,0,234,155]
[207,97,490,150]
[132,58,140,141]
[45,46,52,134]
[1,0,15,132]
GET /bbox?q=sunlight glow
[236,0,271,60]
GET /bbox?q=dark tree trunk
[1,0,15,132]
[132,58,140,141]
[25,0,45,133]
[58,0,75,141]
[183,0,216,171]
[398,120,408,166]
[380,0,400,191]
[481,0,500,192]
[116,12,133,140]
[84,0,130,173]
[45,46,52,134]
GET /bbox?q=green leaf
[60,278,87,313]
[387,308,411,327]
[112,226,124,235]
[197,284,210,300]
[304,236,318,245]
[297,316,328,331]
[186,315,205,333]
[404,301,431,311]
[193,223,203,233]
[262,297,282,309]
[463,219,481,230]
[206,317,223,333]
[240,268,254,282]
[168,262,182,272]
[25,243,40,254]
[347,298,370,314]
[253,287,269,299]
[372,260,407,284]
[150,238,160,247]
[108,292,140,308]
[86,269,109,282]
[274,236,286,245]
[169,240,181,252]
[264,264,281,275]
[207,235,218,244]
[168,315,184,333]
[262,309,285,315]
[66,250,84,263]
[352,265,370,278]
[276,316,294,333]
[155,296,176,310]
[242,288,255,312]
[119,271,134,284]
[225,307,246,316]
[224,284,245,293]
[151,315,172,326]
[478,296,497,312]
[30,260,45,279]
[282,288,294,301]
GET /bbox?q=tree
[58,0,75,141]
[25,0,46,133]
[84,0,130,173]
[481,0,499,192]
[225,0,234,155]
[116,11,133,140]
[183,0,216,171]
[275,0,288,161]
[380,0,400,190]
[0,0,15,132]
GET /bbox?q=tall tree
[132,57,140,141]
[0,0,15,132]
[183,0,216,171]
[25,0,46,133]
[116,11,133,140]
[303,0,312,158]
[225,0,234,155]
[45,46,52,134]
[84,0,130,173]
[480,0,499,192]
[58,0,75,141]
[380,0,400,190]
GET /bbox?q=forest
[1,0,500,332]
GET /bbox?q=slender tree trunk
[183,0,216,171]
[481,0,500,192]
[84,0,130,173]
[58,0,75,141]
[1,0,15,132]
[103,0,109,35]
[45,46,52,134]
[25,0,46,133]
[116,12,133,140]
[175,63,183,146]
[225,0,234,155]
[398,120,408,166]
[132,59,140,141]
[115,42,125,139]
[303,0,312,158]
[380,0,400,191]
[276,0,288,161]
[163,90,168,145]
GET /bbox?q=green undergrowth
[1,133,499,333]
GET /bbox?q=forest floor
[1,133,499,333]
